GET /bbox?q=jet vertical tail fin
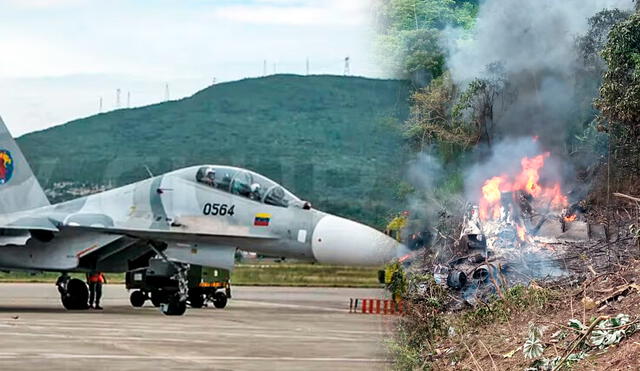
[0,115,50,214]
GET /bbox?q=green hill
[17,74,410,227]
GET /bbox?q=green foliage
[378,0,477,32]
[17,75,411,228]
[232,263,382,287]
[590,314,636,348]
[524,314,639,370]
[387,330,427,371]
[453,62,516,146]
[568,319,588,331]
[391,282,556,370]
[594,12,640,188]
[572,120,609,157]
[404,62,516,151]
[459,285,556,329]
[597,12,640,126]
[576,9,631,72]
[390,274,450,370]
[376,0,479,80]
[402,29,447,77]
[523,332,544,359]
[394,181,416,201]
[405,73,479,150]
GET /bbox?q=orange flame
[514,153,547,197]
[564,214,577,222]
[479,176,505,220]
[478,153,568,221]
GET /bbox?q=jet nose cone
[311,215,401,266]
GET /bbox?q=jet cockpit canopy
[195,166,302,208]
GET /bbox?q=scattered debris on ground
[390,156,640,370]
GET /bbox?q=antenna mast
[344,57,350,76]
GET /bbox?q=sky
[0,0,381,136]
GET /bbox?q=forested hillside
[17,74,410,227]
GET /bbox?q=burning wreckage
[423,153,611,305]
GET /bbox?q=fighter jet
[0,116,402,315]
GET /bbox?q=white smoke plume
[406,151,446,224]
[443,0,634,147]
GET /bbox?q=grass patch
[457,284,558,330]
[0,264,382,288]
[232,263,382,287]
[390,281,559,370]
[0,271,125,283]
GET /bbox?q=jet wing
[0,216,59,231]
[0,210,277,248]
[64,225,278,247]
[0,216,59,246]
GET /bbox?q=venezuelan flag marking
[254,213,271,227]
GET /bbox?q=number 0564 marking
[203,203,235,216]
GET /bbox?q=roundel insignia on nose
[0,149,14,185]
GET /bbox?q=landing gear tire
[213,291,228,309]
[150,292,163,307]
[61,278,89,310]
[189,294,204,309]
[161,298,187,316]
[130,290,147,308]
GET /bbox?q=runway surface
[0,284,392,370]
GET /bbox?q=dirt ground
[430,257,640,370]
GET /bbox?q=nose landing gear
[128,242,190,316]
[161,297,187,316]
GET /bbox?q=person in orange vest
[86,271,106,310]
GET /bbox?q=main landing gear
[126,263,231,314]
[56,274,89,310]
[143,244,189,316]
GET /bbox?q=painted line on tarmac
[0,353,391,363]
[235,299,349,312]
[0,327,375,343]
[0,331,212,344]
[0,319,383,336]
[3,319,382,336]
[0,319,271,331]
